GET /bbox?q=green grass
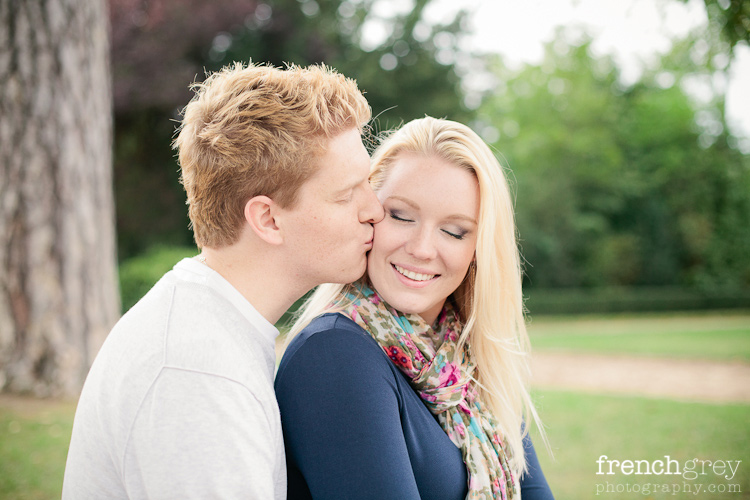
[0,396,76,500]
[530,390,750,499]
[2,391,747,500]
[3,311,749,499]
[528,311,750,362]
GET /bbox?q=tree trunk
[0,0,119,397]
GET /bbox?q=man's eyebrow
[333,175,366,196]
[340,180,359,193]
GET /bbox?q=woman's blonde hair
[290,116,545,477]
[173,61,371,248]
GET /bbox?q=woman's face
[367,153,479,326]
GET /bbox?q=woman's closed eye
[389,210,413,223]
[442,228,467,240]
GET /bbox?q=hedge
[118,246,750,317]
[525,286,750,315]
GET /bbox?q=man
[63,62,383,499]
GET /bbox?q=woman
[275,117,553,499]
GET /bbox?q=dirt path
[531,352,750,403]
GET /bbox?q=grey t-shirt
[63,258,286,499]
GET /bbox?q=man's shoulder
[164,280,276,381]
[104,273,275,390]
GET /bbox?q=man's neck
[199,245,308,326]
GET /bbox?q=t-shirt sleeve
[275,319,422,500]
[125,368,281,499]
[520,433,555,499]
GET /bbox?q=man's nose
[361,186,384,224]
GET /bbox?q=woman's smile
[392,263,440,285]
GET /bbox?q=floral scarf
[341,283,518,499]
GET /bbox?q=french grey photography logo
[595,455,742,496]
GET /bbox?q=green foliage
[118,245,198,312]
[214,0,474,127]
[117,245,307,331]
[526,287,750,315]
[110,2,750,296]
[113,0,474,259]
[676,0,750,51]
[114,111,195,259]
[479,29,750,291]
[530,390,750,499]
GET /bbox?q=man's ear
[244,196,283,245]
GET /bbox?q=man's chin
[334,262,367,284]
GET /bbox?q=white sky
[424,0,750,146]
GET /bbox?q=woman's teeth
[394,264,436,282]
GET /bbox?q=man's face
[280,127,384,288]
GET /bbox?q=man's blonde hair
[173,61,371,248]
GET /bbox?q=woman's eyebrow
[385,195,419,209]
[445,214,478,225]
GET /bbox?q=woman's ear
[244,196,283,245]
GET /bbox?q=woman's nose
[405,229,437,260]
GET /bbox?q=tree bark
[0,0,119,397]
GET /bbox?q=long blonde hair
[289,116,545,476]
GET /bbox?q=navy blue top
[275,313,554,500]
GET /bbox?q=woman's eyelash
[390,210,467,240]
[389,211,413,222]
[443,229,465,240]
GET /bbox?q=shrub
[525,286,750,315]
[119,245,198,312]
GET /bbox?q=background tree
[216,0,474,128]
[106,0,750,315]
[0,0,119,396]
[110,0,473,260]
[679,0,749,51]
[477,27,750,292]
[109,0,260,258]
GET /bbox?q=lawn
[529,390,750,499]
[1,390,747,499]
[1,310,748,499]
[0,396,76,500]
[528,311,750,362]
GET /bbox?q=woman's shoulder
[283,312,377,357]
[296,312,367,341]
[276,313,388,383]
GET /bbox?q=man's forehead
[300,165,367,204]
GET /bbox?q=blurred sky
[423,0,750,145]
